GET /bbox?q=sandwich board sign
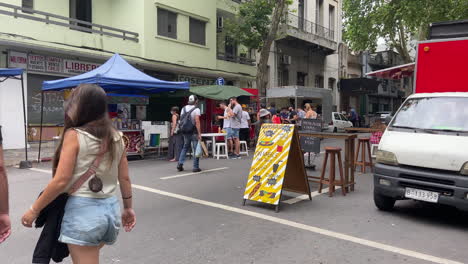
[243,124,311,212]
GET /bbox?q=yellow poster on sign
[243,124,295,205]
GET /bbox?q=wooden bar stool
[318,147,346,197]
[355,138,373,173]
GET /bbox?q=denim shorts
[227,128,240,139]
[59,196,121,247]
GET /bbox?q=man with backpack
[177,95,202,172]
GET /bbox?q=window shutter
[22,0,33,10]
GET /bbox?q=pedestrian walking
[349,107,359,127]
[0,126,11,244]
[177,95,202,172]
[256,103,266,122]
[305,103,318,119]
[168,106,183,162]
[240,105,251,146]
[228,97,243,159]
[21,84,136,263]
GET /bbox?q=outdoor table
[201,133,227,158]
[344,127,384,133]
[299,132,358,192]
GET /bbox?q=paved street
[1,138,468,264]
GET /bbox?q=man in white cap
[177,95,202,172]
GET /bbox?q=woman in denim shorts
[22,84,136,263]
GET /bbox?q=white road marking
[28,168,52,174]
[26,167,462,263]
[160,167,229,180]
[132,183,462,264]
[283,187,341,204]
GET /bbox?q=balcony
[280,13,337,54]
[0,2,139,42]
[217,52,255,66]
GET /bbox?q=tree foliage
[343,0,468,63]
[224,0,292,95]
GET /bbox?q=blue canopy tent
[0,68,31,168]
[38,53,190,161]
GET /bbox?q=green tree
[225,0,292,95]
[343,0,468,63]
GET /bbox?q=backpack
[178,106,198,134]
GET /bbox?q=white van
[328,112,353,133]
[374,93,468,211]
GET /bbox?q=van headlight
[461,162,468,175]
[376,150,399,166]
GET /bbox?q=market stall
[107,93,149,157]
[189,84,255,134]
[0,68,31,168]
[38,53,189,161]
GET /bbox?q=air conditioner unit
[280,55,292,65]
[217,17,224,31]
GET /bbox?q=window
[297,72,307,86]
[22,0,33,12]
[340,114,349,121]
[315,75,324,88]
[328,78,336,90]
[334,113,341,120]
[70,0,92,29]
[382,80,388,92]
[316,0,323,25]
[157,8,177,39]
[329,5,335,32]
[280,69,289,86]
[189,18,206,45]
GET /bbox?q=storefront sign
[28,54,46,72]
[8,51,28,68]
[63,59,100,74]
[243,124,310,211]
[46,56,63,73]
[8,51,100,75]
[178,75,215,86]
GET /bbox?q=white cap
[188,95,197,103]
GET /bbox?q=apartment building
[264,0,342,123]
[0,0,255,127]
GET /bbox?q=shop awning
[241,88,258,96]
[0,68,23,77]
[339,78,380,94]
[366,62,415,80]
[42,54,190,93]
[190,85,253,100]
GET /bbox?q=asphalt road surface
[1,138,468,264]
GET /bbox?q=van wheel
[374,191,395,211]
[333,127,337,133]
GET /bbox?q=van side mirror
[384,116,392,125]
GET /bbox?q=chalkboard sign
[300,136,320,153]
[28,74,65,125]
[300,119,322,133]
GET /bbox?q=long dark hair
[52,84,116,176]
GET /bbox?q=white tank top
[66,129,125,198]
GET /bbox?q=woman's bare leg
[68,244,100,264]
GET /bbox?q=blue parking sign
[216,77,225,85]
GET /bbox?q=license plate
[405,188,439,203]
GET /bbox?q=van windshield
[391,97,468,132]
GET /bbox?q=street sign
[216,77,225,85]
[243,124,311,212]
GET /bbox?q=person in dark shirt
[268,102,276,116]
[288,106,298,124]
[0,126,11,243]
